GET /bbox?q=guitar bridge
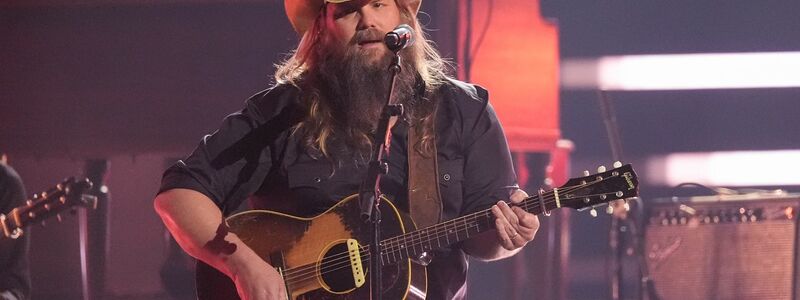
[346,239,365,288]
[269,251,291,299]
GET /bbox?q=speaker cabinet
[645,195,800,300]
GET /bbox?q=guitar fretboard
[372,165,636,266]
[378,191,554,266]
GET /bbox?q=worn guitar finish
[196,164,639,300]
[196,195,425,300]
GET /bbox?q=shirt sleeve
[0,164,31,300]
[458,86,519,215]
[158,87,297,214]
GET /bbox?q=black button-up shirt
[159,78,518,300]
[0,163,30,300]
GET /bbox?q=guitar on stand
[1,177,97,239]
[196,164,640,300]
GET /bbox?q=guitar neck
[377,163,637,266]
[1,193,58,238]
[1,177,95,239]
[379,190,558,265]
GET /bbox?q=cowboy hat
[285,0,422,34]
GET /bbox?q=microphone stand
[597,90,624,300]
[597,90,660,300]
[359,50,404,300]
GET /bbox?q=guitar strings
[384,178,593,255]
[387,176,621,261]
[281,211,495,283]
[280,178,614,284]
[379,174,624,255]
[281,177,621,284]
[284,210,525,284]
[281,210,493,284]
[284,204,573,285]
[281,178,617,284]
[282,211,499,284]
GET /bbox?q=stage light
[647,150,800,186]
[562,52,800,90]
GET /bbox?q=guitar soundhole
[319,242,358,293]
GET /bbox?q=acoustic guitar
[1,177,96,239]
[197,164,639,299]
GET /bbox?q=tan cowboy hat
[285,0,422,34]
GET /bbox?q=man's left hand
[491,189,540,250]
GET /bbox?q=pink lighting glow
[647,150,800,186]
[562,52,800,90]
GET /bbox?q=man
[154,0,540,299]
[0,154,31,300]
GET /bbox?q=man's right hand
[228,251,288,300]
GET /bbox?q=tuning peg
[56,214,63,222]
[606,205,614,215]
[583,170,590,176]
[597,165,607,173]
[613,161,623,168]
[10,228,22,239]
[590,208,598,217]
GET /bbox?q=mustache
[353,28,385,44]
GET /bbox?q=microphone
[384,24,415,52]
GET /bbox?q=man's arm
[461,189,540,261]
[154,188,286,300]
[450,85,540,261]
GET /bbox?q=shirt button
[442,173,451,181]
[314,177,322,183]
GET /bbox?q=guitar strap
[407,98,443,228]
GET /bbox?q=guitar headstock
[1,177,96,239]
[557,163,639,212]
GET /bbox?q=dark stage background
[1,1,799,299]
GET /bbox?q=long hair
[275,1,451,161]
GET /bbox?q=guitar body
[195,163,641,299]
[196,195,427,300]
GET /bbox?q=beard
[314,29,419,155]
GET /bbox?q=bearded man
[154,0,540,299]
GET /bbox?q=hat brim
[285,0,422,34]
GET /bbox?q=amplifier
[645,193,800,300]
